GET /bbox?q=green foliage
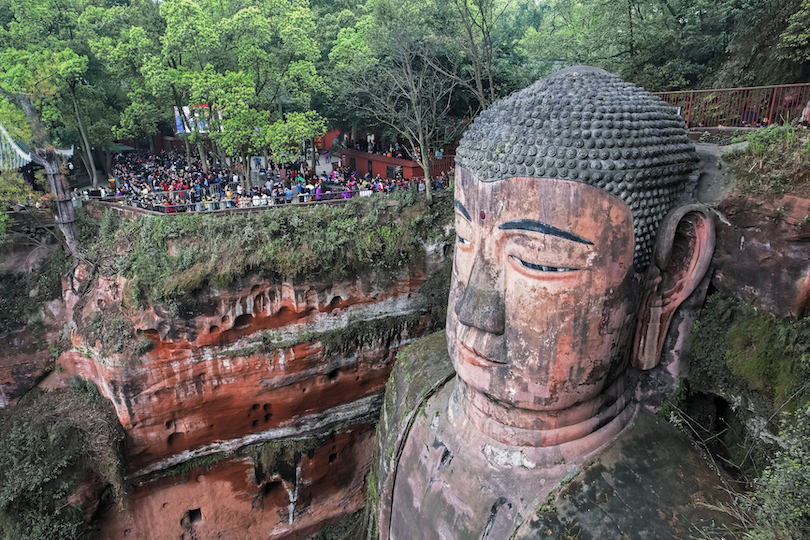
[133,336,154,357]
[656,377,692,423]
[518,0,807,91]
[726,125,810,198]
[98,210,122,249]
[226,309,440,361]
[0,388,125,540]
[690,293,810,413]
[0,247,70,333]
[93,194,452,309]
[726,311,809,407]
[69,376,104,404]
[310,509,365,540]
[664,294,810,540]
[249,437,319,483]
[778,0,810,63]
[80,309,135,356]
[155,453,228,481]
[743,405,810,539]
[74,208,100,247]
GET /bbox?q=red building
[339,149,455,179]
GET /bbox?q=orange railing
[654,83,810,128]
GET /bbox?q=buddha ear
[632,204,715,370]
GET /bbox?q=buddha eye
[512,256,575,273]
[457,235,471,246]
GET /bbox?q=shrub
[742,405,810,539]
[104,193,454,308]
[0,388,125,540]
[726,125,810,198]
[79,309,136,357]
[0,247,70,333]
[689,293,810,413]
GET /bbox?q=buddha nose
[455,251,505,335]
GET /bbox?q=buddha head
[448,66,714,447]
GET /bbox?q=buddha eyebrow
[498,219,594,245]
[454,200,472,222]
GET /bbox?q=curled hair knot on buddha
[455,65,700,271]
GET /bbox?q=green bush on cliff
[95,193,452,307]
[726,125,810,198]
[0,386,126,540]
[740,405,810,540]
[0,248,70,333]
[688,293,810,413]
[675,293,810,539]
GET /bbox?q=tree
[779,0,810,64]
[0,19,85,258]
[82,1,168,152]
[0,88,81,259]
[428,0,514,110]
[351,36,459,203]
[518,0,808,91]
[263,110,327,165]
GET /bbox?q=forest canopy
[2,0,808,159]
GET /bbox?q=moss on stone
[248,437,319,483]
[0,247,70,333]
[0,387,125,539]
[309,509,365,540]
[688,292,810,414]
[368,330,455,537]
[94,193,453,309]
[154,453,230,481]
[222,310,439,360]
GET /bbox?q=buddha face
[447,167,645,415]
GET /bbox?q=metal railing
[88,182,450,216]
[654,83,810,128]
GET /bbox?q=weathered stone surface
[713,192,810,316]
[375,333,737,540]
[59,271,437,471]
[512,409,737,540]
[96,424,375,540]
[27,245,448,538]
[372,330,456,538]
[0,341,53,406]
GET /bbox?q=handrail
[654,82,810,128]
[85,183,449,217]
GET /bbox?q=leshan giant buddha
[375,66,725,540]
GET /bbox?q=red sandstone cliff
[1,235,449,538]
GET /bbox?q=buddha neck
[455,374,633,447]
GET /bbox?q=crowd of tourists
[94,150,451,214]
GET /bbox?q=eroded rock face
[713,192,810,317]
[96,424,375,540]
[51,247,450,538]
[63,270,437,471]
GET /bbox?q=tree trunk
[197,139,209,173]
[2,90,80,259]
[311,136,317,172]
[148,134,155,153]
[242,152,253,190]
[72,95,99,187]
[103,147,112,179]
[417,143,433,204]
[180,134,192,159]
[39,150,81,260]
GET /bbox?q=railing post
[768,87,778,124]
[686,91,694,127]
